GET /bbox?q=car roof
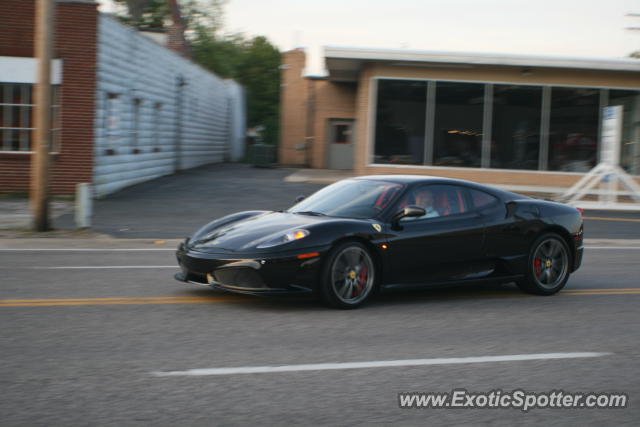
[352,174,528,200]
[354,174,474,185]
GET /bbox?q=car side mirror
[399,206,426,219]
[295,195,306,203]
[392,205,425,229]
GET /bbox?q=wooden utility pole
[31,0,55,231]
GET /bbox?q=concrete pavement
[0,198,73,230]
[64,163,323,238]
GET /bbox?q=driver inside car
[405,188,440,220]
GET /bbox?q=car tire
[320,241,377,309]
[516,232,571,295]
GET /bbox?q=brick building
[280,48,640,188]
[0,0,245,197]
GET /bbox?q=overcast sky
[98,0,640,75]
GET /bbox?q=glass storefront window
[548,88,600,172]
[609,90,640,175]
[374,79,426,165]
[491,85,542,170]
[371,79,636,176]
[433,82,484,167]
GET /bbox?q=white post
[601,106,623,204]
[558,105,640,210]
[75,183,93,229]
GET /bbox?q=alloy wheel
[532,238,569,290]
[330,246,375,305]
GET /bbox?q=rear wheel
[517,233,571,295]
[320,241,376,309]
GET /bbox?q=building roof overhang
[324,46,640,82]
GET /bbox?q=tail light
[576,207,585,217]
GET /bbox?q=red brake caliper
[355,265,368,296]
[534,258,542,276]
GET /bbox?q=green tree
[113,0,223,31]
[112,0,167,28]
[191,27,245,78]
[192,32,281,145]
[235,36,281,143]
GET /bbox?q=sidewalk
[0,199,74,231]
[0,237,638,249]
[1,163,639,239]
[284,168,355,185]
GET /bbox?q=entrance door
[327,119,354,170]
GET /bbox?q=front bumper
[174,241,329,296]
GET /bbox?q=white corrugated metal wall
[225,80,246,162]
[93,15,245,197]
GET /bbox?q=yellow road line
[0,300,242,307]
[0,295,235,303]
[1,289,640,307]
[561,292,640,296]
[414,290,640,299]
[562,288,640,292]
[0,296,248,306]
[583,216,640,223]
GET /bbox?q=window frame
[0,83,61,154]
[467,187,501,212]
[392,183,476,224]
[153,102,163,149]
[103,92,121,152]
[131,97,142,152]
[368,77,640,176]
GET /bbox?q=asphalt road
[1,241,639,425]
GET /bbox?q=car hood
[189,211,332,252]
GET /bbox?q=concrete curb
[0,237,637,249]
[583,239,640,247]
[0,238,183,249]
[283,169,355,184]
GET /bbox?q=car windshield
[288,179,404,219]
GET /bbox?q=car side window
[469,189,499,210]
[398,184,469,221]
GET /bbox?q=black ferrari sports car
[175,175,584,308]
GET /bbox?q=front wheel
[516,233,571,295]
[320,241,377,309]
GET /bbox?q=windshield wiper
[293,210,327,216]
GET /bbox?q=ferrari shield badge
[372,223,382,232]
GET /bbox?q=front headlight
[256,229,310,249]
